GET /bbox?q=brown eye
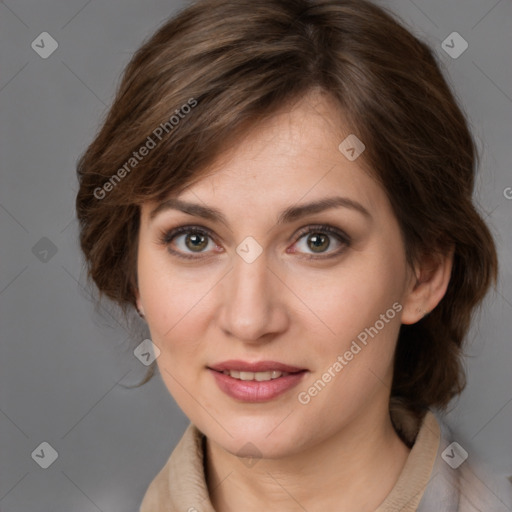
[292,224,351,259]
[160,226,218,259]
[306,233,331,253]
[184,232,209,252]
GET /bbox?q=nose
[217,248,289,343]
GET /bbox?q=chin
[203,415,311,460]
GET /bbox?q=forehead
[142,91,387,219]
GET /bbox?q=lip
[208,360,306,373]
[207,360,308,402]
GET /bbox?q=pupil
[309,233,329,252]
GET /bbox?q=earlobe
[132,273,146,318]
[135,290,145,319]
[136,302,145,318]
[401,247,454,325]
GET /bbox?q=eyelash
[157,224,351,261]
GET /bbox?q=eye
[290,224,350,259]
[158,226,221,260]
[158,223,351,260]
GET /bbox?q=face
[136,91,419,459]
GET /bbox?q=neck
[205,403,411,512]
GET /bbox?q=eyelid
[159,224,216,244]
[293,224,351,244]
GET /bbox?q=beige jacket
[140,409,512,511]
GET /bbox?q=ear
[401,246,454,325]
[133,279,145,317]
[136,295,145,317]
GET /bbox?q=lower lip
[209,369,307,402]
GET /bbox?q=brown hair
[76,0,498,415]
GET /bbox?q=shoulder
[417,411,512,511]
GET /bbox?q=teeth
[221,370,290,381]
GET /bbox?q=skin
[135,89,453,511]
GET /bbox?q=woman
[75,0,511,510]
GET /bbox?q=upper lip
[208,360,306,373]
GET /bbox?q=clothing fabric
[139,408,512,511]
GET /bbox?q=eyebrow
[149,196,372,226]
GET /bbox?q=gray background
[1,0,511,510]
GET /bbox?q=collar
[140,409,441,512]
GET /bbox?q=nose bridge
[220,245,282,341]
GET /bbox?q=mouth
[208,359,306,379]
[207,360,308,402]
[215,369,298,381]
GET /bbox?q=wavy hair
[76,0,498,417]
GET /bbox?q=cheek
[292,250,406,409]
[319,249,406,393]
[138,261,209,404]
[297,270,403,413]
[137,239,193,311]
[297,251,405,343]
[136,247,207,354]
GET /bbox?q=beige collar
[140,411,440,512]
[376,411,440,511]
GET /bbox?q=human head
[76,0,497,422]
